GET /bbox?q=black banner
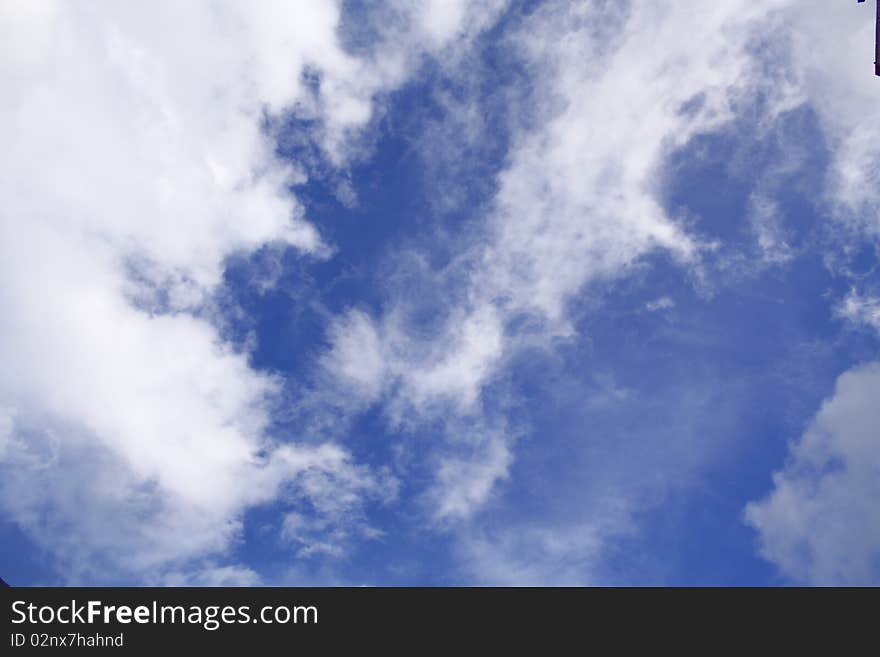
[1,586,875,651]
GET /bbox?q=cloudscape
[1,0,878,586]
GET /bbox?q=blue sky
[1,0,879,586]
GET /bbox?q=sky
[1,0,879,586]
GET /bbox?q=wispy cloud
[321,0,809,542]
[837,291,880,334]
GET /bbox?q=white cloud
[321,310,388,404]
[318,2,880,583]
[784,1,880,226]
[322,0,804,524]
[5,0,878,585]
[455,522,614,586]
[748,195,794,265]
[161,565,264,587]
[395,305,505,412]
[745,362,880,585]
[0,0,496,582]
[741,4,880,584]
[324,302,505,416]
[323,1,880,583]
[645,297,675,312]
[415,0,470,45]
[837,291,880,334]
[280,511,384,560]
[430,424,512,521]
